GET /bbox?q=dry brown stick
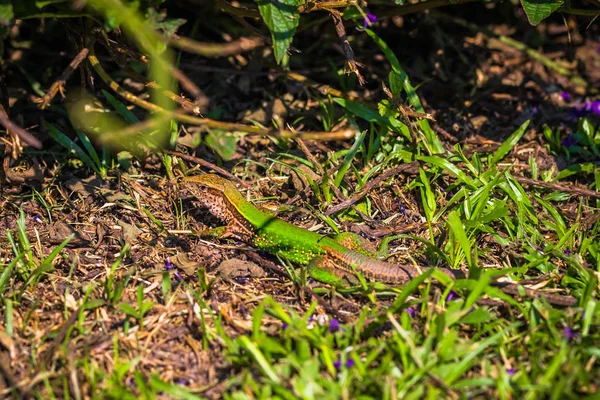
[38,47,89,110]
[330,10,365,85]
[215,0,261,18]
[100,30,209,111]
[98,33,202,115]
[88,44,355,142]
[163,149,248,187]
[514,176,600,199]
[296,138,324,175]
[167,35,264,57]
[286,71,365,103]
[170,67,209,111]
[0,107,43,149]
[325,163,418,215]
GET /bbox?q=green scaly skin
[182,174,577,307]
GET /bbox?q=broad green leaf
[378,99,400,118]
[0,3,14,24]
[521,0,563,26]
[119,302,139,317]
[205,131,239,161]
[256,0,300,64]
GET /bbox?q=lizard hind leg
[308,256,355,286]
[332,232,380,258]
[197,226,249,241]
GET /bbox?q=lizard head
[182,174,233,193]
[182,174,247,206]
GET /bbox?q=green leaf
[378,99,400,118]
[205,131,239,161]
[366,28,444,154]
[0,3,14,25]
[520,0,563,26]
[256,0,300,64]
[491,120,530,165]
[334,98,411,140]
[119,302,139,317]
[44,122,100,174]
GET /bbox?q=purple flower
[564,248,572,256]
[506,367,516,377]
[281,323,288,330]
[174,271,183,280]
[406,307,417,317]
[571,100,600,118]
[363,11,377,28]
[399,204,407,216]
[561,133,577,148]
[560,92,571,102]
[33,215,43,224]
[334,358,355,369]
[165,257,173,270]
[446,291,458,302]
[329,318,340,332]
[563,325,578,341]
[530,105,538,116]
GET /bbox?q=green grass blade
[491,120,530,166]
[45,122,99,174]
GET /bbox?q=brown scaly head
[182,174,255,240]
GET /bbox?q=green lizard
[182,174,577,307]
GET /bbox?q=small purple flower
[563,325,578,341]
[399,204,407,216]
[571,100,600,118]
[281,323,288,330]
[33,215,43,223]
[564,248,572,256]
[334,358,355,369]
[165,257,173,270]
[530,105,538,116]
[540,243,546,252]
[406,307,417,317]
[506,367,516,377]
[446,291,458,302]
[174,378,189,386]
[363,11,377,29]
[560,91,571,102]
[561,133,577,148]
[307,315,314,323]
[174,271,183,280]
[329,318,340,332]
